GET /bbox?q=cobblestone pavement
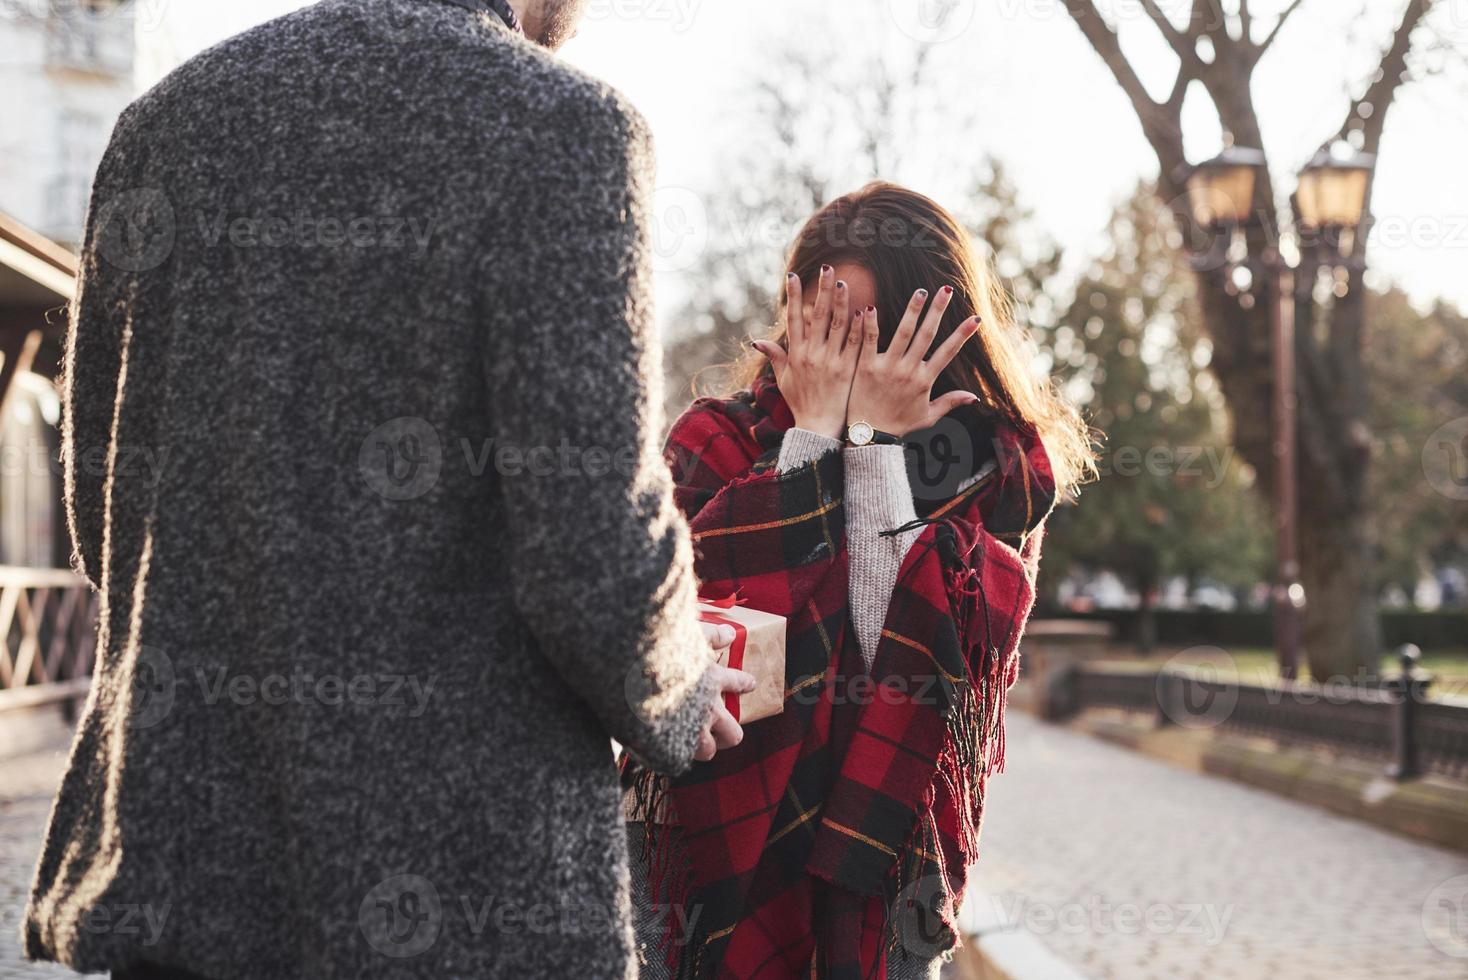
[0,735,99,980]
[968,712,1468,979]
[7,717,1468,979]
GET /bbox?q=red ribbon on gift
[699,593,747,721]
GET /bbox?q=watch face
[849,421,874,446]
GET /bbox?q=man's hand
[694,623,757,762]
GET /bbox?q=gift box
[698,595,786,725]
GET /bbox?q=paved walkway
[969,712,1468,979]
[0,733,98,980]
[5,715,1468,979]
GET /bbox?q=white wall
[0,0,137,248]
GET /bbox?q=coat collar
[423,0,524,35]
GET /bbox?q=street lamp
[1185,146,1267,228]
[1296,147,1376,231]
[1184,143,1374,682]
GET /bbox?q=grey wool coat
[23,0,718,976]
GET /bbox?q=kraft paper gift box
[621,596,787,824]
[696,596,786,726]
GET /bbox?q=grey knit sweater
[775,430,923,667]
[24,1,718,977]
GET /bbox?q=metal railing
[1054,646,1468,784]
[0,566,96,710]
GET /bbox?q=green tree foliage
[1028,185,1273,618]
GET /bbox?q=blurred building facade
[0,0,137,249]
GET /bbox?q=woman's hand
[846,286,982,438]
[751,266,861,440]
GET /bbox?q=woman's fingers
[857,306,881,367]
[843,308,865,363]
[751,340,788,382]
[809,265,835,343]
[889,288,928,359]
[829,279,852,352]
[924,315,981,378]
[784,273,805,348]
[907,285,953,365]
[925,389,982,428]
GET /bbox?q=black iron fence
[1051,646,1468,783]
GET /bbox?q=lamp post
[1185,144,1374,682]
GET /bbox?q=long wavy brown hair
[729,181,1096,496]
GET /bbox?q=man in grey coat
[23,1,752,976]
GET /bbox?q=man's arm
[482,89,716,775]
[62,113,138,590]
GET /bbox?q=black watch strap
[868,429,905,446]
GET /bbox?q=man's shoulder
[121,0,649,160]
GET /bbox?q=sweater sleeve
[481,96,714,777]
[842,445,923,670]
[61,113,139,590]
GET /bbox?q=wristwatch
[846,421,904,447]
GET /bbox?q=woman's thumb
[750,340,786,372]
[929,390,981,423]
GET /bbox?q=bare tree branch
[1256,0,1310,57]
[1061,0,1187,166]
[1335,0,1436,155]
[1139,0,1200,61]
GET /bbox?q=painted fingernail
[941,286,953,296]
[837,281,847,290]
[867,306,877,313]
[821,265,833,275]
[916,289,928,298]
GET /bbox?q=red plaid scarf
[627,374,1055,979]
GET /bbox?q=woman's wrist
[791,414,846,441]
